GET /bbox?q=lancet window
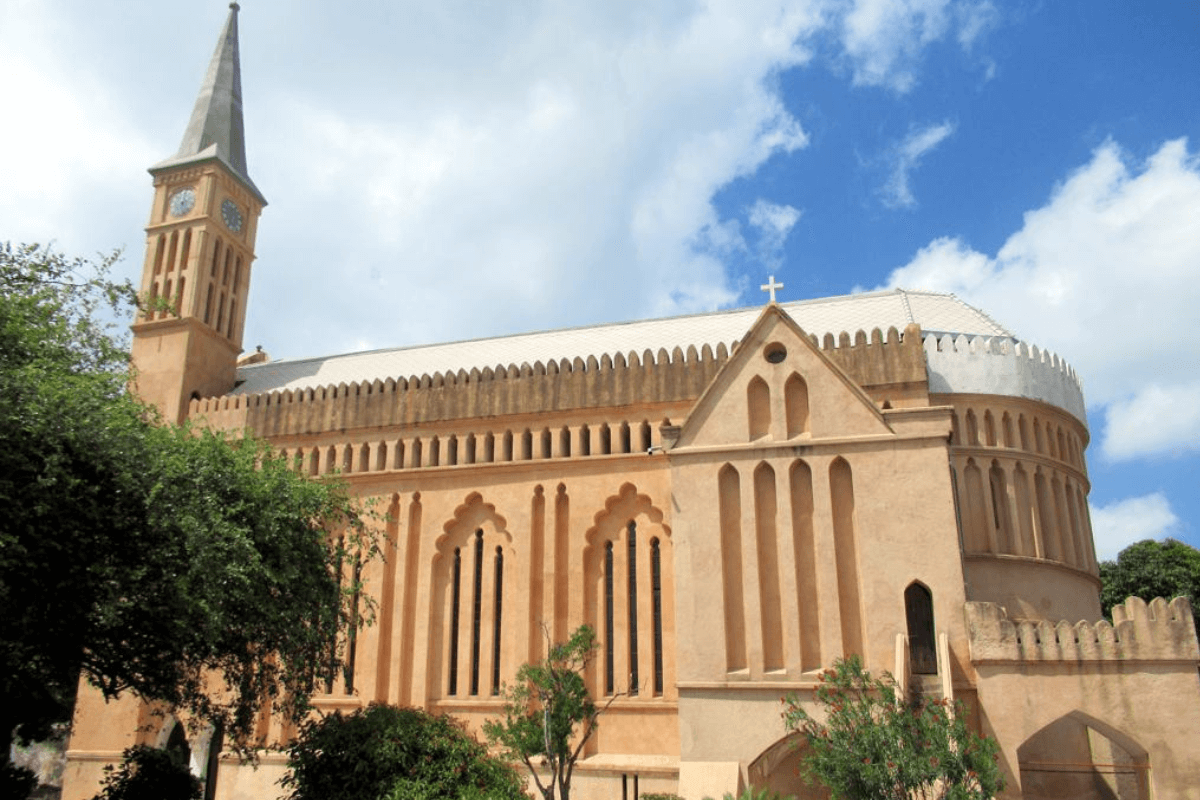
[442,525,509,698]
[600,521,665,697]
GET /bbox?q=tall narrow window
[470,531,484,695]
[492,546,504,694]
[904,582,937,674]
[324,534,346,694]
[345,553,361,695]
[651,538,664,696]
[627,524,639,695]
[210,238,221,277]
[604,542,615,695]
[448,548,462,695]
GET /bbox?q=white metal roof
[232,288,1012,396]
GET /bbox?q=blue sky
[2,0,1197,558]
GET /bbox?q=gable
[674,305,892,449]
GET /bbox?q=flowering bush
[782,657,1003,800]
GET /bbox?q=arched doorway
[904,582,937,675]
[746,734,831,799]
[165,720,191,768]
[1018,712,1150,799]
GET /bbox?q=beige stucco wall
[63,300,1200,800]
[975,664,1200,800]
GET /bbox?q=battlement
[965,597,1200,665]
[191,324,927,436]
[924,334,1086,423]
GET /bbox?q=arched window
[439,507,511,700]
[587,489,671,699]
[905,582,937,674]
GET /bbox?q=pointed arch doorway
[1018,712,1150,799]
[745,734,831,800]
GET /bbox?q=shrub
[90,745,201,800]
[783,656,1002,800]
[281,703,528,800]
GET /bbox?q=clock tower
[131,2,266,423]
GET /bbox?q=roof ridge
[239,286,963,371]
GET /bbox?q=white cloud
[883,138,1200,461]
[0,1,997,359]
[259,1,820,352]
[954,1,998,50]
[0,3,156,254]
[838,0,993,92]
[881,121,956,208]
[1089,493,1181,561]
[1102,383,1200,461]
[748,199,803,268]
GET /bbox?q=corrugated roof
[232,288,1012,396]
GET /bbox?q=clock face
[221,198,244,233]
[169,187,195,217]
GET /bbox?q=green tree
[782,656,1003,800]
[280,704,528,800]
[484,625,617,800]
[0,243,375,765]
[1100,538,1200,636]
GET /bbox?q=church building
[63,6,1200,800]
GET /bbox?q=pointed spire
[152,3,265,204]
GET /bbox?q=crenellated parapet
[194,323,928,436]
[965,597,1200,665]
[924,334,1086,423]
[816,323,928,392]
[194,343,729,435]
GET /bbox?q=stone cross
[760,275,784,304]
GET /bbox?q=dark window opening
[905,582,937,675]
[448,548,462,695]
[627,524,639,695]
[651,537,664,696]
[492,546,504,694]
[604,542,615,695]
[470,531,484,695]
